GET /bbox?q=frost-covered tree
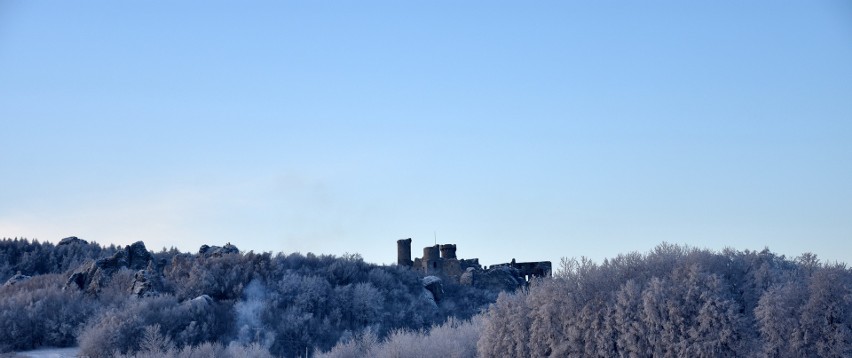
[614,279,649,357]
[755,281,806,357]
[477,291,530,358]
[795,265,852,357]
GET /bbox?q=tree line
[0,237,498,357]
[319,243,851,357]
[480,244,851,357]
[2,238,850,357]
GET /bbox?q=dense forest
[1,237,851,357]
[0,237,497,357]
[317,244,852,357]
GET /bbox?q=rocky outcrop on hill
[3,273,31,287]
[191,294,214,305]
[130,262,162,297]
[57,236,88,246]
[66,241,155,294]
[199,243,239,257]
[422,275,444,304]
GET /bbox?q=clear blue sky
[1,1,851,266]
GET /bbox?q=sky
[1,1,851,267]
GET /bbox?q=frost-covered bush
[78,294,231,357]
[317,317,482,358]
[0,274,95,352]
[112,341,274,358]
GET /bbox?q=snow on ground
[14,347,79,358]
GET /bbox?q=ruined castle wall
[491,260,553,281]
[443,259,462,278]
[459,258,481,271]
[401,240,544,286]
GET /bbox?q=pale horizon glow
[1,1,851,267]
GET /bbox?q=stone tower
[422,245,441,273]
[440,244,461,277]
[397,238,412,266]
[439,244,457,259]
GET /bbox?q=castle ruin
[396,238,551,284]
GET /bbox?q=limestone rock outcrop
[57,236,88,246]
[199,243,239,257]
[65,241,154,294]
[3,273,31,287]
[422,275,444,303]
[129,262,162,297]
[190,294,214,306]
